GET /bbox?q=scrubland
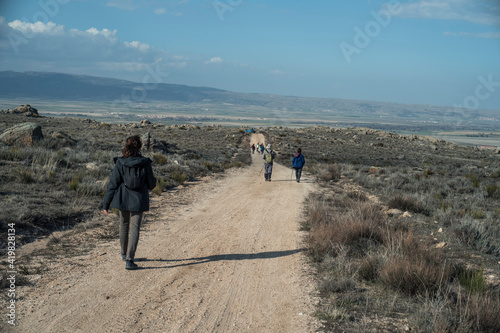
[266,126,500,332]
[0,114,251,250]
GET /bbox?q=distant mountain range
[1,70,498,130]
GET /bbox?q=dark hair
[122,135,142,158]
[297,148,302,153]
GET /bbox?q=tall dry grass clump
[307,198,386,261]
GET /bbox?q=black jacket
[103,156,156,212]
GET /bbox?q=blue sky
[0,0,499,109]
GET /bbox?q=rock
[86,162,99,171]
[438,228,443,233]
[402,211,412,218]
[51,131,77,145]
[0,122,44,146]
[435,242,447,249]
[4,104,41,117]
[140,119,152,126]
[369,167,378,173]
[387,209,403,217]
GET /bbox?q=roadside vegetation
[0,114,251,268]
[266,126,500,332]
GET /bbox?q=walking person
[251,143,256,154]
[256,142,260,154]
[262,144,276,182]
[292,148,305,183]
[103,135,157,270]
[260,143,265,155]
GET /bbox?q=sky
[0,0,499,110]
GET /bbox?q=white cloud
[8,20,64,35]
[205,57,223,64]
[391,0,500,26]
[269,69,285,75]
[84,27,117,41]
[124,40,150,52]
[444,31,500,38]
[154,8,166,14]
[0,19,187,79]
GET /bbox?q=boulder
[51,131,77,145]
[140,119,152,126]
[4,104,41,117]
[0,122,44,146]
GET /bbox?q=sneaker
[121,254,126,261]
[126,260,138,270]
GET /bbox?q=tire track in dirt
[15,134,319,333]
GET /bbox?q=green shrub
[153,154,168,165]
[153,177,169,195]
[485,184,500,199]
[15,169,35,183]
[68,172,84,191]
[172,169,187,184]
[459,267,486,293]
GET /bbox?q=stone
[435,242,447,248]
[369,166,378,173]
[140,119,152,126]
[402,211,412,218]
[51,131,76,145]
[387,209,403,217]
[4,104,41,117]
[0,122,44,146]
[86,162,99,171]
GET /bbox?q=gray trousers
[119,210,143,261]
[264,163,273,180]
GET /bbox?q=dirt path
[15,134,318,333]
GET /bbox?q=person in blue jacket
[292,148,305,183]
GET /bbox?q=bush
[153,154,168,165]
[318,164,341,182]
[358,255,380,281]
[15,169,35,183]
[380,232,452,296]
[459,267,486,293]
[172,170,187,184]
[388,193,429,215]
[153,177,169,195]
[461,293,500,332]
[485,184,500,199]
[68,173,84,191]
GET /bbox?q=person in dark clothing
[292,148,305,183]
[251,143,256,154]
[262,144,276,181]
[103,135,156,270]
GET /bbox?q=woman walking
[103,135,157,270]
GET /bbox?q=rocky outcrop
[0,122,44,146]
[51,131,77,146]
[142,132,172,152]
[1,104,41,117]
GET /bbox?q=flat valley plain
[2,98,499,147]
